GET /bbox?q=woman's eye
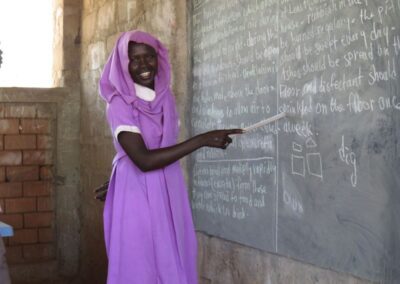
[129,54,155,65]
[130,58,140,64]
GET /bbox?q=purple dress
[99,31,198,284]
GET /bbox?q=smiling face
[128,42,158,90]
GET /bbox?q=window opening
[0,0,54,87]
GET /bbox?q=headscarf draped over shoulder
[99,30,178,145]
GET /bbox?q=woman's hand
[94,181,109,202]
[200,129,243,149]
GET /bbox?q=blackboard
[189,0,400,282]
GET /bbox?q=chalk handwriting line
[196,156,274,163]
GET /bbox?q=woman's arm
[118,129,242,172]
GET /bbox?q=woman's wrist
[191,133,206,149]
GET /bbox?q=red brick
[4,135,36,150]
[0,151,22,166]
[38,228,54,243]
[5,246,24,264]
[0,119,19,134]
[23,181,52,197]
[6,166,39,182]
[37,197,54,212]
[5,198,36,213]
[23,243,55,261]
[4,105,36,118]
[37,135,53,149]
[0,214,23,229]
[0,182,22,198]
[39,166,53,180]
[23,150,53,165]
[9,229,38,245]
[20,119,50,134]
[24,212,54,228]
[0,167,5,182]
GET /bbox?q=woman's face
[128,42,158,89]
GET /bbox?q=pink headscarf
[99,30,179,148]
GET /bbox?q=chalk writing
[283,188,304,215]
[338,135,358,187]
[192,158,276,220]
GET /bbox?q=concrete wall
[197,233,374,284]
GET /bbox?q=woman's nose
[138,56,150,68]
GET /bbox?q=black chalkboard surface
[189,0,400,282]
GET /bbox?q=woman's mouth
[139,71,151,80]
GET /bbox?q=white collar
[134,83,156,102]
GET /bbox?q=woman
[99,30,242,284]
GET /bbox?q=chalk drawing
[292,142,303,152]
[291,155,305,177]
[306,137,317,148]
[306,153,323,180]
[290,137,323,180]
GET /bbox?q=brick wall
[0,103,56,264]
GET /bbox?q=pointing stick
[243,112,286,132]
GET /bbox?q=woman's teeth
[139,72,151,79]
